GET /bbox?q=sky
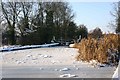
[1,0,117,33]
[69,2,116,33]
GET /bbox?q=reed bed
[75,34,119,65]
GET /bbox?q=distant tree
[117,1,120,33]
[31,2,46,44]
[76,25,88,39]
[45,9,54,43]
[66,21,77,40]
[1,2,75,45]
[110,1,120,33]
[17,2,33,45]
[32,2,74,43]
[89,27,102,39]
[61,2,74,41]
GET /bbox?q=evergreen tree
[67,21,77,40]
[76,25,88,39]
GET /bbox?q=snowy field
[0,47,119,78]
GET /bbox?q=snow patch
[0,43,59,52]
[54,69,59,71]
[39,54,52,58]
[69,44,75,48]
[59,74,77,78]
[59,68,70,71]
[16,61,22,64]
[39,67,43,70]
[112,67,119,79]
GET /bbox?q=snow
[112,67,118,78]
[26,55,32,57]
[59,68,70,71]
[89,60,98,67]
[0,43,59,52]
[32,57,38,60]
[51,60,60,64]
[76,67,79,70]
[112,63,120,80]
[16,61,22,64]
[39,67,44,70]
[54,69,59,71]
[69,44,75,48]
[43,55,52,58]
[59,74,77,78]
[1,47,118,78]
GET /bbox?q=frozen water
[1,43,59,52]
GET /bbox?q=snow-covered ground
[2,47,78,66]
[0,47,118,78]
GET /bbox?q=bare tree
[1,2,21,45]
[110,2,120,33]
[17,2,33,45]
[89,27,102,39]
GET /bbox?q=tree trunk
[9,29,16,45]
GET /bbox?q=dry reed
[75,33,119,65]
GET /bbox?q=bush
[75,33,119,65]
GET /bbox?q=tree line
[1,1,120,46]
[1,2,88,45]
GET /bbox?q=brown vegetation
[75,33,120,65]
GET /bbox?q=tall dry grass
[75,33,119,64]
